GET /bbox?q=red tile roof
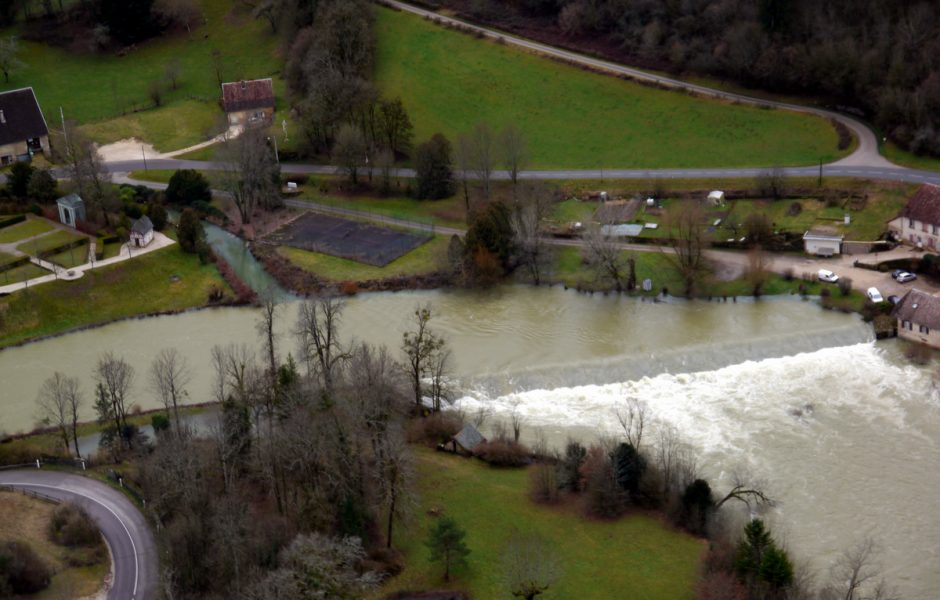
[900,184,940,226]
[221,78,275,113]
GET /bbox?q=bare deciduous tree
[375,431,415,549]
[468,122,495,200]
[154,0,201,35]
[663,200,709,296]
[296,296,349,400]
[217,128,281,225]
[616,396,647,450]
[256,287,281,390]
[149,348,192,434]
[332,123,368,185]
[36,372,83,458]
[454,133,473,213]
[512,182,555,285]
[402,304,447,413]
[746,245,771,296]
[502,530,561,600]
[583,223,633,291]
[820,538,899,600]
[95,352,135,443]
[714,470,775,511]
[510,403,524,443]
[500,124,529,189]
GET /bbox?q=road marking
[2,482,139,600]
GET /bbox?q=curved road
[0,470,158,600]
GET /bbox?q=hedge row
[0,215,26,229]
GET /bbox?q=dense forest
[438,0,940,158]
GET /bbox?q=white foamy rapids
[454,342,940,598]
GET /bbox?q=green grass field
[883,142,940,172]
[375,6,846,169]
[0,0,281,152]
[379,448,703,599]
[277,235,448,282]
[46,242,90,268]
[0,244,229,348]
[0,262,47,283]
[0,216,56,243]
[15,229,86,255]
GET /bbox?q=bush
[0,541,52,595]
[557,441,586,492]
[177,208,206,254]
[149,204,168,231]
[151,414,171,433]
[406,413,462,446]
[49,503,101,548]
[529,463,560,504]
[6,161,34,200]
[414,133,454,200]
[838,277,853,296]
[473,440,530,467]
[27,169,57,204]
[166,170,211,206]
[580,446,625,518]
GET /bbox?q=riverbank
[0,244,235,350]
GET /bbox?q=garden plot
[268,213,431,267]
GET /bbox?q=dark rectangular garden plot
[270,213,431,267]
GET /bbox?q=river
[0,283,936,595]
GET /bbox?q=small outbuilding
[892,288,940,348]
[130,216,154,248]
[56,194,85,228]
[221,78,275,127]
[451,423,485,456]
[707,190,725,206]
[803,228,843,257]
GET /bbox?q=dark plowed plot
[269,213,431,266]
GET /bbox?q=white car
[867,287,884,303]
[818,269,839,283]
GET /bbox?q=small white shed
[803,229,843,257]
[130,216,154,248]
[707,190,725,206]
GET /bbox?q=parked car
[897,272,918,283]
[888,295,901,305]
[818,269,839,283]
[867,287,884,303]
[891,269,906,279]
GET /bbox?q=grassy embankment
[374,5,847,170]
[379,448,703,599]
[0,0,282,152]
[0,491,108,599]
[0,244,230,349]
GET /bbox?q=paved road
[0,470,158,600]
[103,159,940,187]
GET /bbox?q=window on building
[920,325,930,334]
[910,218,915,228]
[903,320,912,330]
[933,224,938,235]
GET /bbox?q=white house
[893,289,940,349]
[130,216,154,248]
[803,229,843,256]
[887,184,940,250]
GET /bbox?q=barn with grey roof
[0,87,50,165]
[892,288,940,348]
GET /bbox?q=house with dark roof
[130,216,154,248]
[888,184,940,250]
[0,87,49,165]
[892,288,940,348]
[220,78,275,127]
[451,424,485,456]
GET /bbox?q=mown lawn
[0,262,47,283]
[15,229,87,255]
[375,6,846,169]
[883,142,940,172]
[0,215,56,244]
[0,0,282,151]
[379,448,703,599]
[277,235,449,282]
[0,244,229,348]
[295,191,467,229]
[0,491,108,599]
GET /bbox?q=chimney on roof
[240,80,247,90]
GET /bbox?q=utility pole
[142,144,148,170]
[818,158,823,187]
